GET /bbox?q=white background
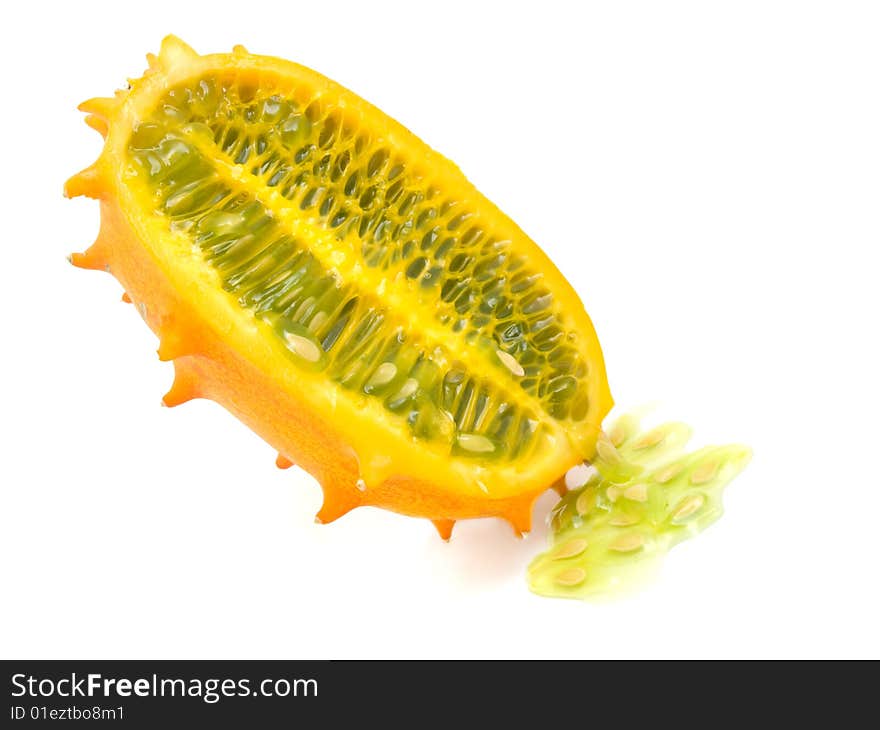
[1,1,878,659]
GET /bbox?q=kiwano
[66,36,613,539]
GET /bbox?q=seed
[608,422,628,447]
[654,464,682,484]
[623,483,648,502]
[293,296,317,323]
[690,459,719,485]
[609,533,644,553]
[394,378,419,400]
[632,428,666,450]
[609,512,640,527]
[605,485,621,502]
[284,332,321,362]
[671,494,705,523]
[200,210,245,232]
[553,538,588,560]
[456,433,495,454]
[555,567,587,587]
[575,489,596,516]
[355,478,367,492]
[308,311,328,332]
[595,437,621,465]
[496,349,525,377]
[366,362,397,389]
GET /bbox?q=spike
[157,331,189,361]
[68,230,110,272]
[146,52,159,70]
[157,35,198,70]
[84,115,109,137]
[315,482,361,524]
[157,318,203,361]
[162,362,200,407]
[121,292,132,304]
[68,250,106,272]
[276,454,294,470]
[78,96,120,120]
[504,499,534,537]
[431,519,455,541]
[63,165,103,200]
[232,44,249,55]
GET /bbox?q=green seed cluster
[528,413,751,599]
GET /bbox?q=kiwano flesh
[66,36,613,537]
[528,412,751,599]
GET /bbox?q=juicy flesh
[528,413,752,599]
[125,72,597,461]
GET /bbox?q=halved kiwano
[66,36,612,536]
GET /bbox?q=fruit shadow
[422,490,558,591]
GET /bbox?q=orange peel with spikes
[66,36,613,537]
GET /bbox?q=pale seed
[610,533,644,552]
[367,362,397,389]
[293,296,316,323]
[204,211,246,232]
[690,459,719,485]
[595,437,622,465]
[672,494,705,522]
[576,489,596,516]
[555,567,587,587]
[655,464,682,484]
[633,428,666,450]
[608,423,628,447]
[457,433,495,454]
[624,483,648,502]
[308,311,328,333]
[285,333,321,362]
[395,378,419,400]
[553,538,588,560]
[496,349,525,377]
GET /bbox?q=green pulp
[528,412,751,600]
[123,76,577,459]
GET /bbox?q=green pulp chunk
[528,412,751,600]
